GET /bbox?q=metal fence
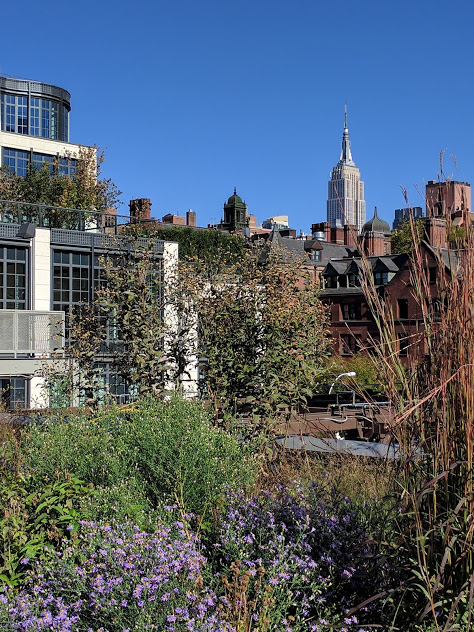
[0,199,131,235]
[0,310,65,357]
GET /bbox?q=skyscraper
[327,107,366,232]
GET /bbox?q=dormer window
[348,273,360,287]
[325,275,337,288]
[374,271,388,285]
[311,249,321,262]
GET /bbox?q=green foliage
[447,223,468,245]
[132,225,246,265]
[391,218,424,254]
[0,473,90,586]
[22,396,256,521]
[95,244,167,397]
[0,146,121,213]
[174,249,330,423]
[65,240,168,402]
[325,353,382,387]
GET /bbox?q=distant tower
[327,106,366,232]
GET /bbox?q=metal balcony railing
[0,199,132,234]
[0,310,65,357]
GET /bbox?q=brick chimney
[129,198,152,223]
[186,209,196,227]
[343,224,358,247]
[423,217,447,249]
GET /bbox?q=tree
[172,247,331,422]
[62,238,329,415]
[0,146,121,213]
[391,218,424,254]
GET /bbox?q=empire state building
[327,108,366,232]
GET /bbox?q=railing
[0,310,65,357]
[0,199,132,235]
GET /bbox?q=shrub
[22,396,256,520]
[115,396,256,519]
[0,473,90,587]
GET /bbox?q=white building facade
[327,108,366,232]
[0,76,182,409]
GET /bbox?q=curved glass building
[0,76,71,142]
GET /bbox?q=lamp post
[329,371,356,394]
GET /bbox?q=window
[399,333,409,357]
[425,297,442,319]
[53,250,91,310]
[342,302,361,320]
[32,152,55,173]
[30,97,40,136]
[398,299,408,319]
[325,275,337,288]
[3,149,77,178]
[1,92,68,140]
[58,156,77,177]
[374,271,388,285]
[341,334,361,355]
[367,335,380,355]
[0,378,27,410]
[311,249,321,262]
[3,95,28,134]
[429,267,437,285]
[2,149,29,177]
[0,246,28,309]
[348,273,361,287]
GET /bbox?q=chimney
[129,198,152,223]
[343,224,357,247]
[423,217,447,249]
[186,209,196,227]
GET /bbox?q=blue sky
[1,0,473,233]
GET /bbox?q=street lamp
[329,371,356,394]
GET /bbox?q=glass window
[52,250,91,313]
[3,148,29,177]
[325,275,337,289]
[348,273,360,287]
[30,97,40,136]
[342,302,361,320]
[374,271,388,285]
[1,378,27,410]
[32,152,55,173]
[58,156,77,177]
[399,333,409,357]
[0,246,28,309]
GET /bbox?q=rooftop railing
[0,199,132,235]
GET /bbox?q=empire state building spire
[326,106,366,231]
[339,105,355,166]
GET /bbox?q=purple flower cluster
[206,484,380,630]
[0,520,233,632]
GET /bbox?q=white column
[30,227,51,407]
[32,227,51,311]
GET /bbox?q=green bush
[22,396,256,521]
[0,473,90,587]
[114,396,256,519]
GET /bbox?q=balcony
[0,310,65,358]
